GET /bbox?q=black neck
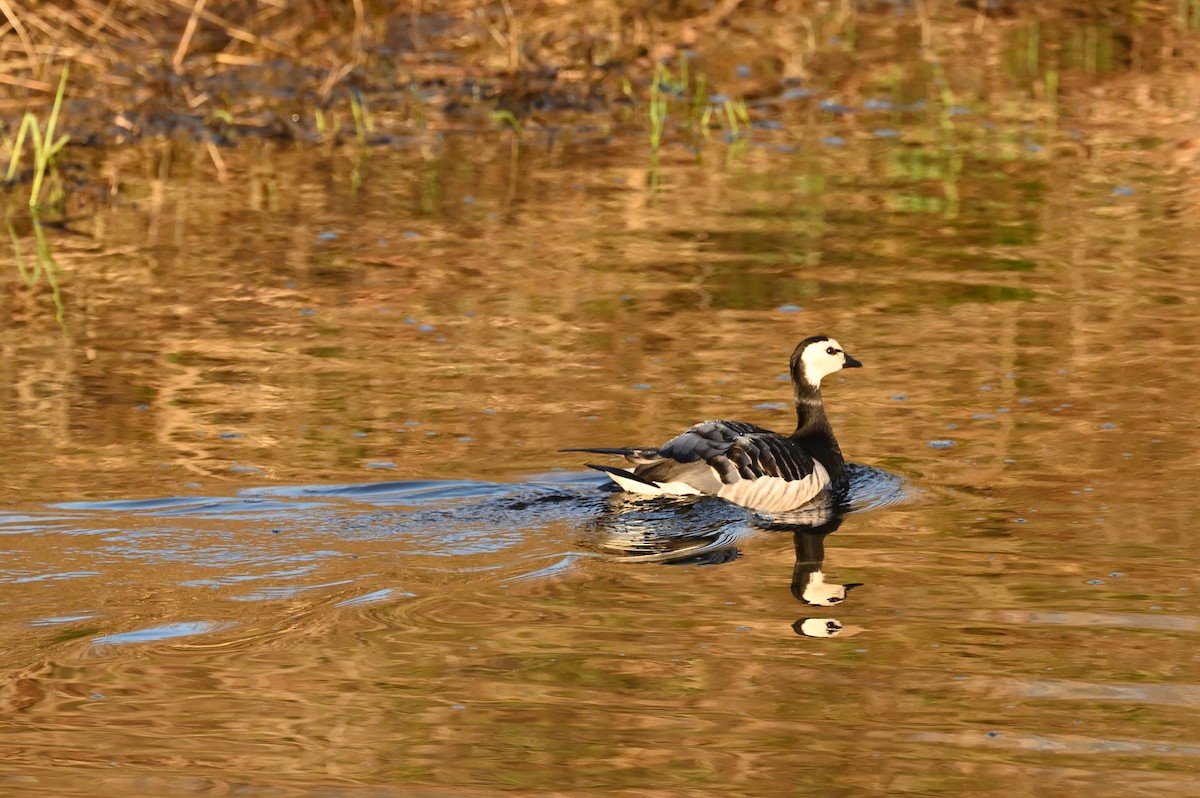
[790,381,847,481]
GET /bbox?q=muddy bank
[3,1,1197,150]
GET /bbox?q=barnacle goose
[564,335,863,514]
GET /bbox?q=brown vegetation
[1,0,778,141]
[2,1,1200,151]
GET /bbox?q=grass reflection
[6,211,65,325]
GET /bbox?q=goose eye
[825,346,838,355]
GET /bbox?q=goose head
[790,335,863,390]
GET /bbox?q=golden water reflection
[4,4,1200,795]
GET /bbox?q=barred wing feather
[642,422,831,512]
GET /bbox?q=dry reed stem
[0,0,35,66]
[320,60,357,102]
[173,0,209,72]
[74,0,138,40]
[214,53,265,67]
[351,0,365,44]
[163,0,297,59]
[35,3,110,48]
[205,139,228,181]
[0,73,51,92]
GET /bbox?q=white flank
[717,460,830,513]
[605,470,703,497]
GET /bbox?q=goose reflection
[794,618,857,638]
[584,488,865,637]
[788,518,862,607]
[761,499,865,638]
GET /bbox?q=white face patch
[800,337,849,387]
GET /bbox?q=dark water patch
[52,496,334,519]
[248,477,567,505]
[579,494,753,564]
[844,462,912,512]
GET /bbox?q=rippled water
[5,5,1200,796]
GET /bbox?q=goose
[564,335,863,514]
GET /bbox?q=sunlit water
[5,6,1200,796]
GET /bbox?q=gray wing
[654,420,763,464]
[642,421,821,485]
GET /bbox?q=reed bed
[3,1,1199,147]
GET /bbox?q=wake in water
[580,462,909,564]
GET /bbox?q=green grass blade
[6,115,35,182]
[28,65,70,208]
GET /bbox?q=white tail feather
[604,470,703,497]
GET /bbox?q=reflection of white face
[800,570,848,606]
[801,337,851,387]
[797,618,844,638]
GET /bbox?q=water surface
[3,5,1200,796]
